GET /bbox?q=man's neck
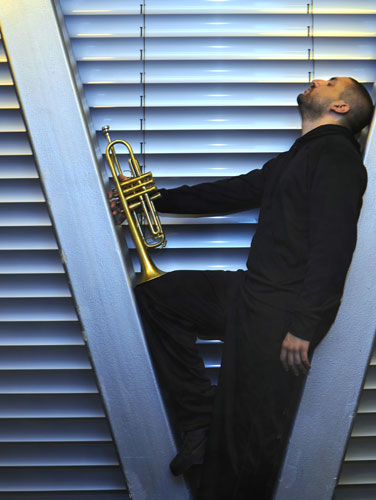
[301,117,343,136]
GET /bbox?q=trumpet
[102,125,166,285]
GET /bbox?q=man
[111,77,373,499]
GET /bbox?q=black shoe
[170,427,208,476]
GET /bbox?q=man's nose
[311,79,328,87]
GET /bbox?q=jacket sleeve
[289,147,367,342]
[154,167,267,215]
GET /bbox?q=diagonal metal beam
[0,1,190,498]
[275,105,376,499]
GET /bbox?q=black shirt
[155,125,367,343]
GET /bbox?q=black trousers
[135,269,306,500]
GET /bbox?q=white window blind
[61,0,375,275]
[334,353,376,499]
[0,33,129,500]
[59,1,375,496]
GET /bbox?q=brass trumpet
[102,125,166,285]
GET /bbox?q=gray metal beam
[0,1,190,499]
[275,108,376,499]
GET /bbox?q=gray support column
[275,111,376,499]
[0,1,190,499]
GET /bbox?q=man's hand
[280,332,311,376]
[108,174,128,224]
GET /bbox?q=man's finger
[301,349,311,371]
[280,347,289,372]
[293,350,304,375]
[288,351,299,376]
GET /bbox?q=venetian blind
[0,32,129,500]
[60,0,375,273]
[59,1,376,495]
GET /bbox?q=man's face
[297,77,352,120]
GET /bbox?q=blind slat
[351,414,376,438]
[127,225,256,249]
[66,14,376,38]
[0,466,125,490]
[0,88,19,108]
[338,462,376,485]
[92,106,301,131]
[0,205,51,227]
[0,228,59,251]
[0,322,84,346]
[97,130,300,154]
[0,371,98,393]
[0,111,25,132]
[0,64,12,85]
[334,485,376,500]
[0,299,78,321]
[0,346,90,369]
[84,83,313,107]
[0,181,45,203]
[78,60,375,84]
[0,418,111,441]
[0,158,38,179]
[0,252,64,275]
[355,390,376,414]
[0,493,128,499]
[133,248,249,272]
[0,442,119,466]
[345,437,376,461]
[73,37,314,60]
[0,275,70,297]
[0,395,105,418]
[145,153,272,177]
[61,0,376,15]
[73,36,376,61]
[160,211,260,225]
[0,134,31,156]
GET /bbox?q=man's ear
[330,101,350,115]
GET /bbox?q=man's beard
[297,91,327,121]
